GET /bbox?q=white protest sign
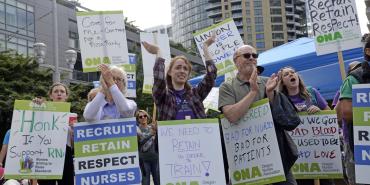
[193,18,243,76]
[289,111,343,179]
[73,118,141,185]
[306,0,362,55]
[221,99,285,185]
[140,32,171,94]
[352,84,370,184]
[77,11,129,72]
[5,100,70,179]
[203,87,219,112]
[158,119,226,185]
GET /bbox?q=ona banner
[352,84,370,184]
[140,32,171,94]
[289,111,343,179]
[73,118,140,185]
[306,0,362,55]
[77,11,129,72]
[158,119,226,185]
[193,18,243,76]
[220,99,285,185]
[5,100,70,179]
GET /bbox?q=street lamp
[65,49,77,80]
[33,43,47,64]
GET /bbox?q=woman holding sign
[141,35,217,120]
[35,82,74,185]
[277,67,333,185]
[83,64,137,121]
[136,110,159,185]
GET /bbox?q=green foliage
[0,51,52,137]
[68,83,92,122]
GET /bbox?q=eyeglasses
[238,53,258,59]
[113,77,124,83]
[138,115,147,119]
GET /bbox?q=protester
[278,66,334,185]
[0,130,10,169]
[338,33,370,185]
[278,66,330,113]
[218,45,293,184]
[83,64,137,121]
[136,110,159,185]
[35,82,74,185]
[141,35,216,120]
[87,87,100,102]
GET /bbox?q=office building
[206,0,307,52]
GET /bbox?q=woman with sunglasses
[277,66,332,185]
[83,64,137,121]
[136,110,159,185]
[141,35,216,121]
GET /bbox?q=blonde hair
[166,56,192,91]
[99,65,128,95]
[135,109,151,124]
[87,87,100,102]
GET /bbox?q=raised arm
[110,84,137,117]
[221,68,259,123]
[83,92,106,122]
[195,34,217,100]
[142,41,167,104]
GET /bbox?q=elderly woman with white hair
[83,64,137,121]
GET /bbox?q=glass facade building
[171,0,213,49]
[0,0,35,56]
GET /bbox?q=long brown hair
[166,56,193,91]
[277,66,311,101]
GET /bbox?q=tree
[0,51,52,141]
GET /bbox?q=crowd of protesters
[0,33,369,185]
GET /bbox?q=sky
[78,0,368,33]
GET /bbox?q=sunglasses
[138,115,147,119]
[239,53,258,59]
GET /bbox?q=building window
[6,4,17,32]
[273,41,285,47]
[272,33,284,39]
[256,41,265,48]
[0,33,5,51]
[255,25,264,32]
[254,1,262,8]
[271,17,282,23]
[0,2,5,28]
[270,8,281,15]
[255,17,263,24]
[254,9,262,16]
[272,25,283,31]
[256,33,264,40]
[270,0,281,6]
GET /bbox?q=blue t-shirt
[174,89,195,120]
[3,130,10,145]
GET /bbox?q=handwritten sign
[220,99,285,185]
[140,32,171,94]
[77,11,129,72]
[158,119,226,185]
[5,100,70,179]
[306,0,362,55]
[193,18,243,76]
[352,84,370,184]
[73,118,140,185]
[288,111,343,179]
